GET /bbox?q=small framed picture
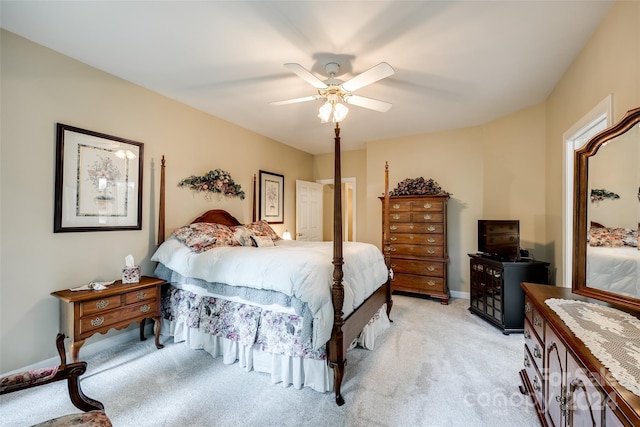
[54,123,143,232]
[259,170,284,224]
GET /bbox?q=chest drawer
[390,244,444,258]
[80,295,123,316]
[389,234,444,245]
[392,273,445,293]
[411,212,444,223]
[524,344,544,407]
[524,317,544,371]
[411,200,444,212]
[389,223,444,234]
[391,259,445,277]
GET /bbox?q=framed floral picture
[54,123,143,232]
[259,170,284,224]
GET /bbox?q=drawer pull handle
[390,225,397,231]
[423,203,432,208]
[392,204,400,209]
[533,376,541,392]
[524,354,531,367]
[392,214,400,220]
[427,238,436,243]
[427,226,436,231]
[427,249,435,254]
[534,316,542,327]
[493,272,501,278]
[524,329,531,339]
[91,317,105,327]
[390,247,397,252]
[95,300,109,310]
[390,237,397,241]
[390,263,396,268]
[427,266,435,272]
[140,304,151,313]
[136,292,147,300]
[423,214,432,220]
[409,235,414,240]
[409,225,414,229]
[426,280,436,287]
[524,302,531,313]
[533,344,542,359]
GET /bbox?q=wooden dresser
[520,283,640,426]
[51,276,165,361]
[380,194,449,304]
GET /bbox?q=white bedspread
[587,246,640,299]
[151,238,389,348]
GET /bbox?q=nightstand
[51,276,165,361]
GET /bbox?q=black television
[477,220,520,261]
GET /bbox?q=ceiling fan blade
[284,63,328,89]
[345,95,392,112]
[342,62,395,92]
[270,95,319,106]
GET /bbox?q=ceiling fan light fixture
[333,102,349,122]
[318,101,333,123]
[317,100,348,123]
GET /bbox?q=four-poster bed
[152,124,393,405]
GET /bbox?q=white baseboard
[1,324,154,377]
[450,290,470,300]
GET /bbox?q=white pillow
[251,235,275,247]
[233,226,255,247]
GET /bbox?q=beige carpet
[0,295,539,426]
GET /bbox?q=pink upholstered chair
[0,333,112,426]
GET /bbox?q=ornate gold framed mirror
[572,107,640,312]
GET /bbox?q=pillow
[588,223,638,248]
[172,222,239,253]
[233,226,255,247]
[251,235,275,247]
[244,220,281,241]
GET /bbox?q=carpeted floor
[0,295,539,426]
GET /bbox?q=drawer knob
[409,235,414,240]
[524,354,531,368]
[533,344,542,359]
[427,266,435,272]
[427,248,435,254]
[95,300,109,310]
[524,329,531,339]
[136,292,147,300]
[91,317,105,327]
[427,237,435,243]
[426,280,435,287]
[524,302,531,313]
[534,316,542,327]
[423,203,432,208]
[427,226,436,231]
[390,263,396,268]
[533,376,541,392]
[390,225,397,231]
[423,214,432,220]
[392,214,400,220]
[390,247,396,252]
[392,204,400,209]
[409,225,414,229]
[140,304,151,313]
[390,237,397,241]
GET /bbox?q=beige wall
[0,30,313,373]
[544,0,640,286]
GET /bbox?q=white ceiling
[1,1,614,155]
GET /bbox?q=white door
[295,180,323,241]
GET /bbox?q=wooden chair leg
[67,373,104,412]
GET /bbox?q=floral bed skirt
[160,285,390,392]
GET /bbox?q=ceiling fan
[272,61,395,122]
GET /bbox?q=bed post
[328,122,346,406]
[383,162,393,316]
[252,174,257,222]
[157,155,166,246]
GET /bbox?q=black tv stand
[468,254,550,334]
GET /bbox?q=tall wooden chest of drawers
[380,194,450,304]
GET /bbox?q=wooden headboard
[192,209,241,226]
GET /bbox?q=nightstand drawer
[125,287,156,305]
[80,301,157,335]
[80,295,123,316]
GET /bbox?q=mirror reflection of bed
[585,121,640,299]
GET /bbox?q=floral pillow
[244,220,281,241]
[172,222,239,253]
[589,222,638,248]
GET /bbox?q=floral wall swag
[178,169,245,200]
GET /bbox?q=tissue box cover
[122,266,141,284]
